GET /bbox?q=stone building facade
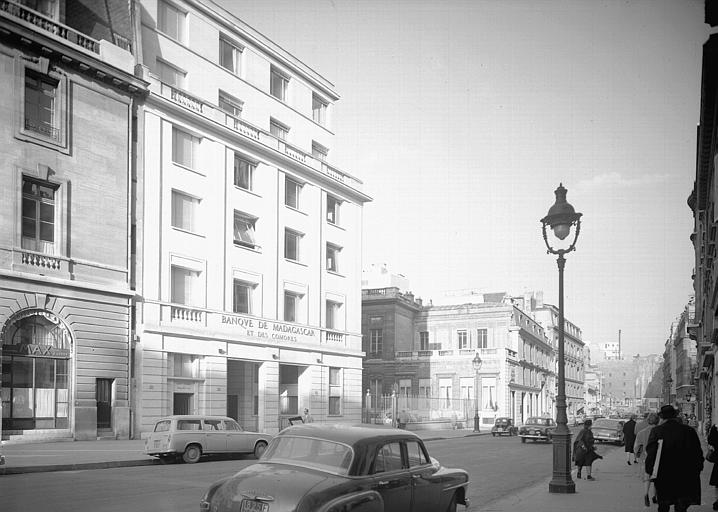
[0,0,146,441]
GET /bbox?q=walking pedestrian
[645,405,704,512]
[635,412,660,506]
[707,423,718,510]
[624,414,638,465]
[574,418,602,480]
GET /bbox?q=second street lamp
[473,352,483,432]
[541,183,582,494]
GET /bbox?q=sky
[216,0,709,358]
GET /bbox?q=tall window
[477,328,488,349]
[158,0,186,42]
[439,378,453,408]
[157,59,186,88]
[173,353,197,378]
[21,177,56,253]
[457,330,468,349]
[233,211,257,249]
[326,195,340,225]
[329,367,342,415]
[233,154,254,191]
[219,37,242,74]
[418,378,431,408]
[233,280,253,314]
[312,142,328,161]
[270,119,289,141]
[219,91,243,119]
[326,301,340,330]
[370,329,383,355]
[284,229,301,261]
[284,291,301,323]
[326,244,340,272]
[482,377,497,411]
[171,190,199,232]
[172,127,199,169]
[171,265,202,306]
[24,70,59,141]
[459,377,474,401]
[285,178,301,209]
[270,67,288,101]
[398,379,411,397]
[419,331,429,351]
[20,0,58,18]
[312,94,327,125]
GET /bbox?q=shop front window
[1,312,71,431]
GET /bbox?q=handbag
[707,447,717,463]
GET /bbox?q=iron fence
[363,394,477,428]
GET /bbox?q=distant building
[362,264,411,292]
[663,298,697,416]
[600,342,621,360]
[362,288,555,427]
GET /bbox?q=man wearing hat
[645,405,704,512]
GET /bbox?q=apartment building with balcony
[132,0,370,435]
[362,288,556,428]
[0,0,147,441]
[528,296,586,416]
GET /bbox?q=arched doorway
[1,311,72,432]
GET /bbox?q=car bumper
[594,435,621,443]
[519,434,550,440]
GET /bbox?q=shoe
[652,496,658,504]
[644,494,650,507]
[576,472,581,479]
[586,475,594,480]
[627,461,631,465]
[713,500,718,511]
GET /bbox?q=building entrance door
[173,393,192,415]
[96,379,112,429]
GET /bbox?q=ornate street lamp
[473,352,483,432]
[541,183,582,494]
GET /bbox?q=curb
[0,458,159,476]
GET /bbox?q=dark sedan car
[491,417,518,436]
[518,417,556,443]
[591,418,625,445]
[200,424,470,512]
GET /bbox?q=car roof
[277,424,421,446]
[154,415,235,422]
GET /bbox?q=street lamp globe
[541,183,582,250]
[473,352,483,372]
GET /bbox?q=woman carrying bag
[574,418,602,480]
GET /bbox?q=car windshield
[496,419,509,425]
[262,436,353,475]
[526,418,553,426]
[593,419,620,429]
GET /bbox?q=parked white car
[144,415,272,463]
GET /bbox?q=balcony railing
[394,348,503,360]
[170,306,204,323]
[25,117,60,141]
[150,77,362,191]
[325,331,344,343]
[19,249,64,270]
[1,0,99,53]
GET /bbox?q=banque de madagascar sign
[216,314,317,344]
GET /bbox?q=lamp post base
[548,427,575,494]
[473,414,480,432]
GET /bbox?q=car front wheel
[254,440,268,459]
[182,444,202,464]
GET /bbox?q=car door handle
[378,481,389,486]
[411,474,421,480]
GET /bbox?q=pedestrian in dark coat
[645,405,704,512]
[574,418,601,480]
[707,423,718,510]
[624,415,638,465]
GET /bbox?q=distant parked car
[591,418,625,445]
[199,424,470,512]
[145,415,272,463]
[518,417,556,443]
[491,417,518,436]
